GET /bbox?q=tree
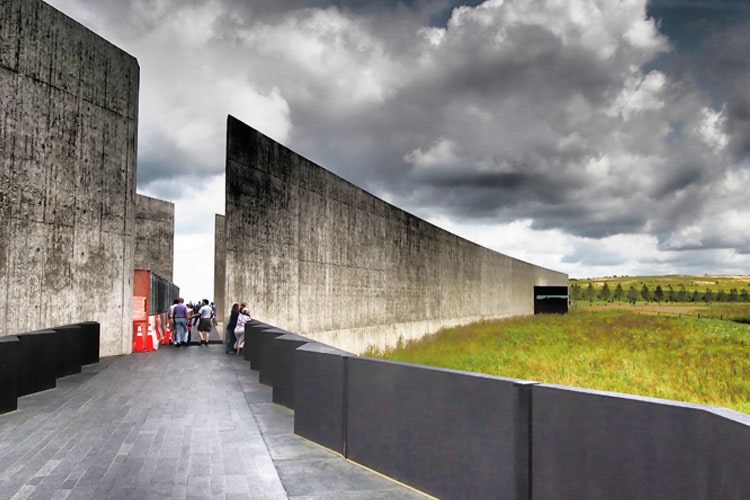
[741,289,749,302]
[653,285,664,303]
[717,289,726,302]
[585,283,596,304]
[728,288,739,302]
[613,283,625,302]
[704,288,714,304]
[666,285,675,302]
[570,283,582,302]
[691,290,700,302]
[641,284,651,302]
[599,283,612,302]
[675,285,687,303]
[627,285,639,305]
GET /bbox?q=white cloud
[45,0,750,283]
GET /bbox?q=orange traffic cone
[163,321,173,345]
[133,323,145,352]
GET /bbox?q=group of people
[167,299,251,354]
[168,298,218,347]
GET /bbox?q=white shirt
[199,305,213,319]
[168,304,177,318]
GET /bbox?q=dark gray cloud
[47,0,750,278]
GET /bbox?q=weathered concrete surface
[134,193,174,281]
[0,0,139,356]
[225,116,568,354]
[214,214,226,321]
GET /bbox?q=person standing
[225,303,239,354]
[233,307,251,355]
[168,299,178,345]
[173,298,189,347]
[197,299,214,346]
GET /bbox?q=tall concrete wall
[225,116,567,354]
[134,194,174,281]
[0,0,139,356]
[214,214,226,321]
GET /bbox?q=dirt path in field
[583,304,707,316]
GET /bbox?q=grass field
[580,302,750,322]
[371,309,750,414]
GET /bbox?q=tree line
[570,283,750,305]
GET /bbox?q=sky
[46,0,750,300]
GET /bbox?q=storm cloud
[46,0,750,296]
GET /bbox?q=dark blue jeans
[225,327,236,353]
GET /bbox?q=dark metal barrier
[270,334,312,409]
[149,272,179,315]
[243,320,270,366]
[53,325,84,378]
[0,336,20,414]
[293,343,350,455]
[257,327,291,385]
[346,358,533,500]
[75,321,100,365]
[229,319,750,499]
[16,330,58,396]
[531,384,750,499]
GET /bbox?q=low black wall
[0,336,20,414]
[75,321,100,365]
[531,385,750,499]
[258,327,291,385]
[346,358,533,500]
[243,320,270,366]
[271,334,312,409]
[293,343,350,455]
[53,325,84,378]
[17,330,58,396]
[244,321,750,500]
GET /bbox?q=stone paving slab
[0,345,425,499]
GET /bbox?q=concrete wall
[225,116,567,354]
[134,193,174,281]
[214,214,226,321]
[0,0,139,356]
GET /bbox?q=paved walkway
[0,346,424,499]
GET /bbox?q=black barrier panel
[75,321,100,365]
[347,358,534,500]
[293,343,350,454]
[0,336,20,414]
[258,328,291,385]
[53,325,84,378]
[17,330,58,396]
[243,320,270,365]
[534,285,568,314]
[270,334,311,409]
[531,385,750,499]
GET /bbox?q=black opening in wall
[534,286,569,314]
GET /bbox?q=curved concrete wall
[0,0,139,356]
[225,116,567,353]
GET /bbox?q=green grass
[371,310,750,414]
